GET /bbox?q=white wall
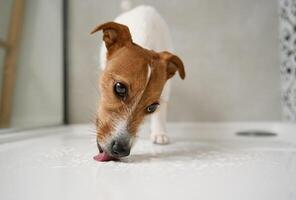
[68,0,281,122]
[9,0,63,128]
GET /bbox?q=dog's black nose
[111,140,130,157]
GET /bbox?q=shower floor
[0,123,295,200]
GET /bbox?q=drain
[236,130,277,137]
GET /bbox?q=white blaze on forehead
[129,64,152,113]
[146,64,152,84]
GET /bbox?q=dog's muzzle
[110,139,130,157]
[96,136,131,158]
[96,137,103,153]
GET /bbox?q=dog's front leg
[150,80,171,144]
[150,100,170,144]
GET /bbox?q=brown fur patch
[91,22,185,145]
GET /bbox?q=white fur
[100,5,172,144]
[147,64,152,84]
[104,116,131,150]
[150,101,169,144]
[113,118,128,138]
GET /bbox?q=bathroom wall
[4,0,64,128]
[68,0,281,122]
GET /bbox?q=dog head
[91,22,185,158]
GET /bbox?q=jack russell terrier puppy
[92,6,185,161]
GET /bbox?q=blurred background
[0,0,293,130]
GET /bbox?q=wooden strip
[0,0,25,128]
[0,39,9,50]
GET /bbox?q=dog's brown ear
[159,51,185,80]
[91,22,132,54]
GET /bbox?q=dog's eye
[114,82,127,98]
[146,103,159,113]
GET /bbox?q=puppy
[91,6,185,161]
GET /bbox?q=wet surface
[0,123,296,200]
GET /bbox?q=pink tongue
[93,152,117,162]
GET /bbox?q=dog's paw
[150,133,170,145]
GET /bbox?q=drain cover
[236,130,277,137]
